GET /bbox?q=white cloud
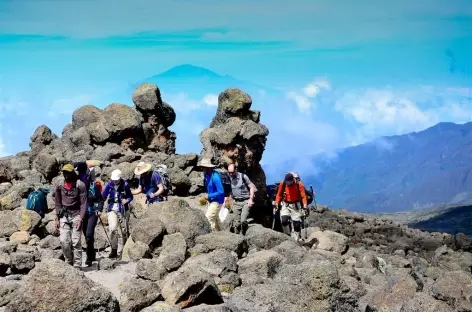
[202,94,218,106]
[303,77,331,98]
[335,89,439,140]
[285,77,331,113]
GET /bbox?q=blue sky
[1,0,472,178]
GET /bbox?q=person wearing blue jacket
[198,158,225,232]
[102,169,133,259]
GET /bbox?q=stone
[15,209,41,233]
[0,253,10,277]
[119,278,162,312]
[9,253,35,274]
[308,230,349,254]
[98,258,116,271]
[0,278,21,307]
[5,259,120,311]
[131,216,166,247]
[430,270,472,311]
[237,250,285,278]
[9,231,30,245]
[245,225,290,250]
[38,235,61,250]
[194,232,248,258]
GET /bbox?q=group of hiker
[26,156,314,270]
[50,160,170,269]
[198,158,314,242]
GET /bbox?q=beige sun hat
[86,159,102,167]
[197,158,216,168]
[134,162,153,175]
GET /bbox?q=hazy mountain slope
[304,122,472,213]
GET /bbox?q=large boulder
[5,259,120,311]
[147,199,210,247]
[199,89,270,225]
[29,125,58,155]
[194,232,248,258]
[244,225,290,250]
[118,278,162,312]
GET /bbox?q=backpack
[26,189,49,217]
[279,180,314,206]
[214,168,232,197]
[152,165,172,197]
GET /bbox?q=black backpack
[204,169,232,197]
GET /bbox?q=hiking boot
[108,249,118,259]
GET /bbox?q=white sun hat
[110,169,122,181]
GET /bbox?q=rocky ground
[1,84,472,311]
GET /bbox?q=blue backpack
[26,188,49,217]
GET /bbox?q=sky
[1,0,472,180]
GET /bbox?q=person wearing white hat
[102,169,133,259]
[132,162,165,206]
[197,158,225,232]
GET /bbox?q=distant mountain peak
[157,64,222,79]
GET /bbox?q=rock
[147,199,210,247]
[237,250,285,278]
[181,249,238,282]
[87,122,110,143]
[9,232,30,245]
[140,302,182,312]
[185,304,233,312]
[432,245,472,273]
[128,241,151,262]
[308,230,349,254]
[5,259,120,311]
[400,292,454,312]
[136,233,187,281]
[118,278,162,312]
[167,167,191,196]
[32,150,58,181]
[161,265,224,308]
[131,215,166,247]
[9,253,35,274]
[0,184,34,211]
[0,278,21,307]
[98,258,116,271]
[29,125,57,154]
[15,209,41,233]
[103,103,142,142]
[0,211,17,238]
[38,235,61,250]
[38,248,63,261]
[430,270,472,311]
[70,127,91,148]
[194,232,248,258]
[0,241,16,254]
[272,240,307,265]
[245,225,289,250]
[0,253,10,276]
[132,83,162,112]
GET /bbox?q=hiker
[274,172,308,241]
[132,162,166,206]
[54,164,87,269]
[227,163,256,235]
[75,161,104,266]
[102,169,133,259]
[198,158,225,232]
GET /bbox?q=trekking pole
[310,185,317,211]
[98,216,112,248]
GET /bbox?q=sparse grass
[218,284,235,294]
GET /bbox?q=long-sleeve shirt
[102,179,134,213]
[275,180,308,207]
[54,179,88,219]
[204,171,225,204]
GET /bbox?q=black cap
[284,172,294,181]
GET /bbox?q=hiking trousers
[82,211,98,261]
[232,198,250,234]
[205,201,223,232]
[280,202,303,222]
[59,213,82,268]
[107,210,128,256]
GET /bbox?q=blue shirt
[102,179,134,213]
[204,171,225,204]
[139,170,162,194]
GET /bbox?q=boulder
[160,265,224,308]
[15,209,41,233]
[308,230,349,254]
[237,250,285,279]
[103,103,142,141]
[0,253,10,276]
[32,150,58,181]
[9,252,35,274]
[147,199,210,247]
[140,302,182,312]
[119,278,162,312]
[9,231,30,245]
[136,233,187,281]
[0,211,17,238]
[5,259,120,311]
[0,278,21,307]
[194,232,248,258]
[38,235,61,250]
[244,225,289,250]
[72,105,105,130]
[185,304,233,312]
[432,245,472,273]
[400,292,454,312]
[131,215,166,248]
[430,270,472,311]
[272,240,307,265]
[128,241,151,262]
[182,249,238,282]
[29,125,57,155]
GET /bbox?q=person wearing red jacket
[274,172,308,241]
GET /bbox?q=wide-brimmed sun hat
[62,164,75,173]
[134,162,152,176]
[197,158,216,168]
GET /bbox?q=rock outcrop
[199,88,270,225]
